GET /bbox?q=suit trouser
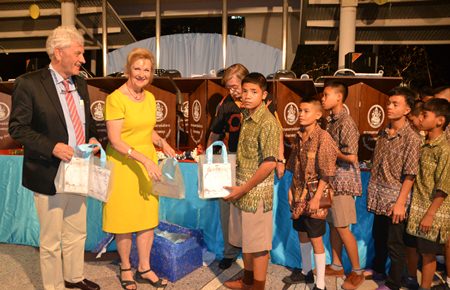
[34,192,87,290]
[220,199,241,259]
[372,214,406,290]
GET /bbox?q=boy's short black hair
[388,86,417,110]
[410,100,424,117]
[324,80,348,102]
[241,72,267,91]
[300,96,322,107]
[422,98,450,130]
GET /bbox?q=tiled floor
[0,243,399,290]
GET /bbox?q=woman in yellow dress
[103,48,175,290]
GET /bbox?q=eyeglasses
[226,86,240,93]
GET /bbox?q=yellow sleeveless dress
[102,89,159,234]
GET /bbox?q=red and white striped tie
[63,80,85,145]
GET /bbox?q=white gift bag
[153,158,185,199]
[54,144,112,202]
[55,156,90,195]
[87,145,113,202]
[198,141,234,199]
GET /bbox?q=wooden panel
[356,83,389,161]
[146,85,177,148]
[87,85,109,149]
[0,91,20,149]
[188,80,207,148]
[274,81,303,158]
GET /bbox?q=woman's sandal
[119,268,137,290]
[134,269,168,288]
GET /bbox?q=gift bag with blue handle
[54,143,112,202]
[197,141,234,199]
[153,158,185,199]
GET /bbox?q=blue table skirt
[0,155,372,270]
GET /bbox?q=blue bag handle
[77,144,106,168]
[205,141,228,164]
[162,157,178,180]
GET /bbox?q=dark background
[0,16,448,92]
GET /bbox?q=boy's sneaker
[342,271,365,290]
[402,276,419,290]
[325,264,345,277]
[431,283,450,290]
[313,285,327,290]
[282,269,314,284]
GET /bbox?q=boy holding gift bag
[222,72,280,290]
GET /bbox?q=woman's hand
[144,159,162,181]
[161,141,176,158]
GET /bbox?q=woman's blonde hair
[222,63,249,85]
[124,47,155,83]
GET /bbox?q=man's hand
[223,186,246,202]
[88,138,101,154]
[419,214,434,233]
[390,201,406,224]
[52,142,74,162]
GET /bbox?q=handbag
[153,158,185,199]
[290,130,334,220]
[54,144,112,202]
[198,141,234,199]
[305,178,334,220]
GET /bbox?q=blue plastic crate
[130,221,203,282]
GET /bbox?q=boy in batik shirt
[367,87,421,290]
[407,98,450,290]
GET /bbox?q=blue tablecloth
[0,155,373,270]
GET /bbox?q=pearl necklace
[126,83,144,101]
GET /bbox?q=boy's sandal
[135,269,168,288]
[119,268,137,290]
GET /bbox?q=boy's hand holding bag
[198,141,235,199]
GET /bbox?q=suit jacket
[8,67,97,195]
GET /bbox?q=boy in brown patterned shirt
[321,81,364,289]
[367,87,421,290]
[282,98,338,290]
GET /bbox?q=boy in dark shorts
[406,98,450,290]
[283,98,338,290]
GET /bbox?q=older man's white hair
[46,26,84,59]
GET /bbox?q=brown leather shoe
[342,271,365,290]
[324,265,345,277]
[223,277,252,290]
[64,279,100,290]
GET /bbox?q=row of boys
[209,65,450,290]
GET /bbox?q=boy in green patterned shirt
[406,98,450,290]
[222,73,280,290]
